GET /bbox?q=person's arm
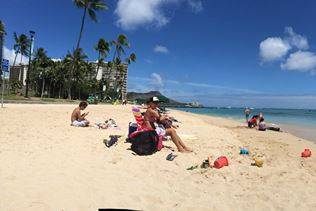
[148,108,162,120]
[150,109,169,122]
[78,111,86,120]
[81,112,89,118]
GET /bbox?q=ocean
[174,107,316,143]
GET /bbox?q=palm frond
[73,0,85,8]
[0,20,5,35]
[90,0,107,10]
[88,8,97,22]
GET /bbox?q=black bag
[130,130,159,156]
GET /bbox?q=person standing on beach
[144,97,192,153]
[244,107,251,122]
[71,101,90,127]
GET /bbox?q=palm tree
[109,34,133,100]
[73,0,107,50]
[33,48,50,98]
[111,34,130,63]
[69,0,107,99]
[12,33,29,67]
[94,38,110,80]
[65,48,88,98]
[12,33,30,82]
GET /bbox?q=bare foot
[184,147,193,152]
[178,148,192,153]
[178,148,187,153]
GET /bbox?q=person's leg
[72,120,86,127]
[165,128,192,152]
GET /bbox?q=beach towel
[130,107,152,138]
[130,107,163,152]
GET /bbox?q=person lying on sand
[144,96,192,153]
[71,101,90,127]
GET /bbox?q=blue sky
[1,0,316,108]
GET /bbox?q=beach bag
[130,130,159,155]
[258,122,266,131]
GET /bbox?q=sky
[1,0,316,108]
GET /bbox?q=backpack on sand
[130,130,159,156]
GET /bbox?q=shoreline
[1,104,316,210]
[171,108,316,144]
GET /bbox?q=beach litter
[187,165,199,170]
[301,149,312,157]
[252,158,264,167]
[240,147,249,155]
[104,135,121,148]
[166,153,177,161]
[201,160,209,168]
[213,156,229,169]
[201,156,212,168]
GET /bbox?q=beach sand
[1,104,315,211]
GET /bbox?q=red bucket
[301,149,312,157]
[214,156,229,169]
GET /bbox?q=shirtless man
[71,101,90,127]
[144,96,192,153]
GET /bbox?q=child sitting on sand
[258,118,266,131]
[144,96,192,153]
[71,101,90,127]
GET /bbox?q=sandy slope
[0,104,315,211]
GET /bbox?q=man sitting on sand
[144,96,192,153]
[71,101,90,127]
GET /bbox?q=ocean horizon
[174,107,316,143]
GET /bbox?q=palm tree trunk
[68,7,87,100]
[20,53,23,65]
[48,81,52,98]
[58,84,62,99]
[94,53,101,97]
[95,52,101,79]
[41,78,45,98]
[52,83,55,98]
[12,52,18,67]
[12,53,19,80]
[76,7,87,50]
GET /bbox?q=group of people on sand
[70,96,192,153]
[244,108,266,131]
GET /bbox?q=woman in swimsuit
[144,97,192,153]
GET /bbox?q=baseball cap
[149,96,160,103]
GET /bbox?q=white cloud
[281,51,316,73]
[114,0,203,30]
[52,58,62,62]
[187,0,203,13]
[3,46,28,65]
[154,45,169,54]
[284,27,309,50]
[150,72,164,88]
[259,27,310,63]
[259,37,291,62]
[115,0,169,31]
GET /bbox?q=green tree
[111,34,130,63]
[32,48,51,98]
[12,33,30,67]
[10,79,22,94]
[65,48,88,98]
[73,0,107,50]
[70,0,107,99]
[109,34,136,101]
[94,38,110,80]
